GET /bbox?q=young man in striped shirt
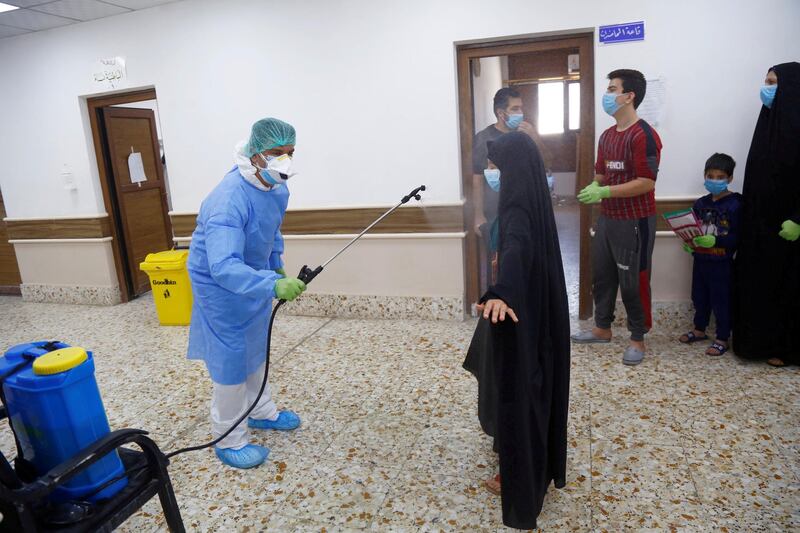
[571,69,662,366]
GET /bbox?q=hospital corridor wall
[0,0,798,317]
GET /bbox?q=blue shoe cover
[214,444,269,469]
[248,410,301,431]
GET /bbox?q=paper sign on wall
[62,171,76,191]
[128,151,148,186]
[568,54,580,74]
[92,57,127,89]
[638,77,666,127]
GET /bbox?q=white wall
[1,0,798,220]
[282,234,464,298]
[13,239,117,287]
[651,235,692,301]
[472,56,504,133]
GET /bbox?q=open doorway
[457,33,595,319]
[87,89,173,302]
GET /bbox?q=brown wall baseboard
[588,199,696,233]
[171,205,466,238]
[2,199,693,242]
[170,214,198,239]
[5,217,112,240]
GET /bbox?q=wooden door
[101,107,172,297]
[508,49,579,173]
[0,189,22,294]
[457,34,595,318]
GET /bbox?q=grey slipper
[622,346,645,366]
[570,331,612,344]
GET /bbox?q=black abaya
[463,131,571,529]
[463,317,499,448]
[733,62,800,364]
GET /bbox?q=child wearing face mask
[678,153,742,356]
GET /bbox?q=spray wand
[165,184,426,458]
[52,186,429,509]
[297,184,426,284]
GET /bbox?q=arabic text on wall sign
[92,57,127,89]
[599,21,645,44]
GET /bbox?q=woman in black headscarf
[733,62,800,367]
[462,131,571,529]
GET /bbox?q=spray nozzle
[401,185,426,204]
[297,264,324,285]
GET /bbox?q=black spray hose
[47,185,428,505]
[167,184,426,460]
[167,185,425,458]
[166,184,426,458]
[165,300,286,458]
[84,300,288,500]
[161,260,328,460]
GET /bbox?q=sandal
[679,331,708,344]
[767,357,786,367]
[706,342,728,357]
[484,474,501,495]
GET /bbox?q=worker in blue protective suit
[187,117,307,469]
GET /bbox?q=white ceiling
[0,0,180,39]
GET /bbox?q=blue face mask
[602,92,623,116]
[484,168,501,191]
[704,179,729,195]
[547,173,554,190]
[760,84,777,108]
[504,113,524,129]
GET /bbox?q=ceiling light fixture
[0,3,20,14]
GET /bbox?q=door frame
[87,88,168,303]
[0,188,22,295]
[455,31,595,319]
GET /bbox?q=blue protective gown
[187,167,288,385]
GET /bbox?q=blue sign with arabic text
[599,21,645,44]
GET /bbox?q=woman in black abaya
[733,62,800,367]
[463,131,571,530]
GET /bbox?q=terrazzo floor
[552,202,580,316]
[1,295,798,532]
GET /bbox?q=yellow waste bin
[140,249,193,326]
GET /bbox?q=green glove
[275,267,286,277]
[275,277,306,301]
[577,182,611,204]
[693,235,716,248]
[682,243,694,254]
[779,220,800,242]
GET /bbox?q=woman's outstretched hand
[476,299,519,324]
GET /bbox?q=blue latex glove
[275,277,306,301]
[778,220,800,242]
[577,182,611,204]
[693,235,716,248]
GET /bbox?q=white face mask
[256,153,297,185]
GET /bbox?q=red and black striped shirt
[594,119,662,220]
